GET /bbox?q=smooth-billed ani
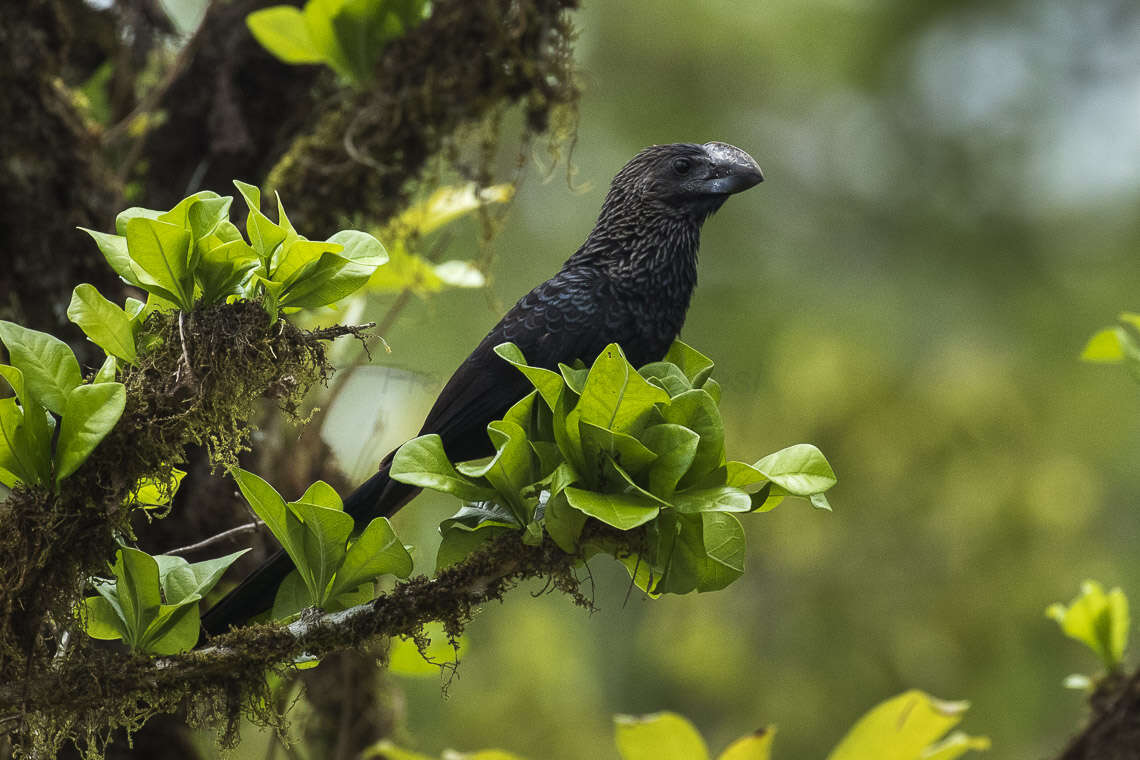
[200,141,763,636]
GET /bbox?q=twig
[102,4,214,146]
[305,322,376,348]
[164,521,264,556]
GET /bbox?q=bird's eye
[671,157,692,175]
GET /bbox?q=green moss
[269,0,581,234]
[0,300,337,757]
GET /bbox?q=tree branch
[0,531,602,721]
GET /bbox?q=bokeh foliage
[301,0,1140,758]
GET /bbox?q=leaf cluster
[391,340,836,595]
[368,690,988,760]
[78,181,387,344]
[232,469,413,622]
[1048,580,1130,674]
[1082,313,1140,383]
[0,322,126,488]
[248,0,430,85]
[82,547,248,655]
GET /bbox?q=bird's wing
[417,270,614,460]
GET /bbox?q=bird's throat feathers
[568,198,702,290]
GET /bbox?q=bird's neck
[567,207,703,289]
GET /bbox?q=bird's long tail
[199,458,420,639]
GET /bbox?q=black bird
[200,142,763,636]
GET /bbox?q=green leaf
[579,421,658,479]
[641,424,700,498]
[114,207,162,235]
[577,343,669,434]
[725,461,769,489]
[129,467,186,509]
[79,228,140,287]
[0,321,82,415]
[278,230,386,307]
[671,486,752,514]
[1081,327,1125,363]
[440,501,520,531]
[196,239,259,305]
[272,238,344,285]
[494,343,565,409]
[124,217,194,308]
[663,340,716,387]
[718,728,776,760]
[389,183,514,237]
[303,0,355,81]
[650,512,745,594]
[299,479,344,511]
[329,516,412,599]
[290,500,354,603]
[661,390,724,488]
[826,690,988,760]
[157,190,222,228]
[55,382,127,482]
[93,354,118,383]
[67,284,137,363]
[391,435,496,502]
[113,547,162,649]
[137,601,201,654]
[564,487,660,530]
[81,596,126,640]
[0,400,32,485]
[614,712,710,760]
[0,367,53,485]
[232,468,307,571]
[234,180,287,261]
[559,363,590,394]
[186,195,232,240]
[331,0,390,84]
[544,488,587,553]
[480,420,534,523]
[1047,580,1130,669]
[247,6,325,63]
[639,362,693,397]
[160,549,249,605]
[752,444,837,496]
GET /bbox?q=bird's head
[605,141,764,223]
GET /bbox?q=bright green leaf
[124,217,193,308]
[826,690,987,760]
[55,382,126,482]
[495,343,565,409]
[752,444,837,496]
[718,728,776,760]
[247,6,325,63]
[671,486,752,514]
[391,435,497,502]
[330,516,412,599]
[663,340,716,387]
[67,284,137,363]
[0,321,82,415]
[614,712,710,760]
[564,487,659,530]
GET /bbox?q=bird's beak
[700,142,764,194]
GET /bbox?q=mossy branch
[0,300,376,754]
[0,530,608,749]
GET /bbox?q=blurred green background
[257,0,1140,756]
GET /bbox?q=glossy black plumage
[200,142,763,637]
